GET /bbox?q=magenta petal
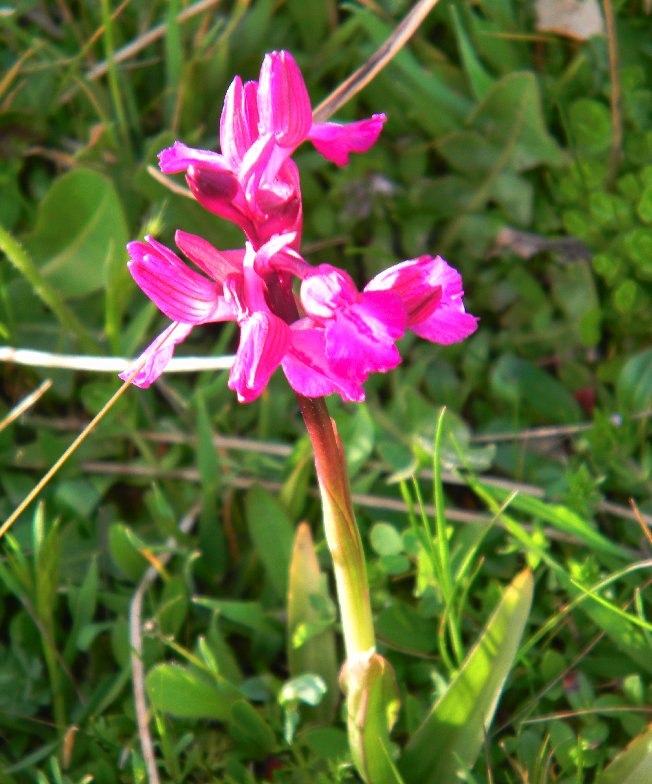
[282,321,366,402]
[325,290,405,376]
[120,322,193,388]
[412,308,478,344]
[174,230,244,282]
[308,114,387,166]
[228,311,291,402]
[367,255,477,345]
[185,165,256,238]
[258,50,312,149]
[158,141,228,174]
[220,76,260,168]
[127,239,232,324]
[300,265,359,319]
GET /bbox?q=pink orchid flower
[158,51,385,248]
[119,234,240,388]
[122,51,477,404]
[300,265,405,377]
[365,255,478,344]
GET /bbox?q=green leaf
[370,523,404,557]
[491,354,583,423]
[108,523,148,581]
[470,72,564,171]
[23,168,128,300]
[195,391,226,578]
[569,98,612,154]
[227,700,276,759]
[399,569,533,784]
[0,224,97,351]
[146,663,240,720]
[486,491,630,560]
[193,598,270,635]
[376,602,438,655]
[245,486,294,600]
[617,348,652,414]
[158,575,189,637]
[285,0,331,51]
[287,523,338,722]
[598,726,652,784]
[450,5,494,100]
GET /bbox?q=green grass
[1,1,652,782]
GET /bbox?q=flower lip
[187,164,240,201]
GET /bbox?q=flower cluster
[122,51,477,402]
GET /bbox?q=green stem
[297,395,375,660]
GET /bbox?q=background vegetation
[1,0,652,781]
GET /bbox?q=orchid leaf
[399,569,533,784]
[287,523,339,722]
[343,652,402,784]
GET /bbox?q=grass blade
[399,569,533,784]
[0,224,97,352]
[598,725,652,784]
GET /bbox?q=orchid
[123,49,476,403]
[120,49,480,784]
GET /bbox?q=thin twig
[603,0,623,188]
[0,346,234,373]
[18,413,652,533]
[1,346,154,538]
[13,458,609,547]
[0,379,52,433]
[145,165,196,198]
[130,503,200,784]
[312,0,440,123]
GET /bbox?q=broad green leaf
[399,569,533,784]
[343,652,402,784]
[370,523,404,557]
[569,98,612,154]
[146,663,240,720]
[598,726,652,784]
[287,523,338,722]
[158,575,189,637]
[245,486,294,600]
[617,348,652,414]
[489,171,533,225]
[227,700,276,759]
[23,168,128,300]
[193,598,270,635]
[108,523,149,581]
[491,354,583,424]
[469,72,564,171]
[436,131,497,175]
